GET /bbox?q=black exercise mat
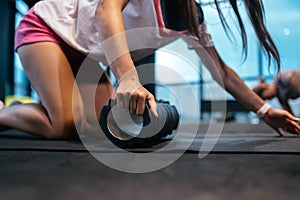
[1,122,299,153]
[0,130,86,151]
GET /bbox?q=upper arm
[97,0,129,13]
[198,46,228,85]
[95,0,130,39]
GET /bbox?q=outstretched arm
[95,0,158,117]
[194,45,300,136]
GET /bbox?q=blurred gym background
[1,1,300,200]
[1,0,300,121]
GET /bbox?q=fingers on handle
[130,95,137,114]
[117,93,124,109]
[117,90,158,118]
[136,96,146,116]
[147,95,158,118]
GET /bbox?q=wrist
[109,54,137,81]
[118,76,139,85]
[117,70,140,85]
[256,103,272,118]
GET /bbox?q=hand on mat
[116,76,158,118]
[262,108,300,136]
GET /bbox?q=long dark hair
[177,0,281,71]
[175,0,201,39]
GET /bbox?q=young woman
[253,70,300,115]
[0,0,299,139]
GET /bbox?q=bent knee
[45,120,78,140]
[44,103,103,139]
[45,108,85,140]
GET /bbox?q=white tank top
[34,0,213,62]
[34,0,161,61]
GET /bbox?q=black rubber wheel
[99,99,179,149]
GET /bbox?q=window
[155,0,300,119]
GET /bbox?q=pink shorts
[14,8,61,51]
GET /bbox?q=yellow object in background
[5,95,36,106]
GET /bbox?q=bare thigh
[18,42,113,138]
[17,42,84,138]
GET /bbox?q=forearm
[191,42,300,135]
[198,46,266,113]
[222,65,266,112]
[96,0,138,81]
